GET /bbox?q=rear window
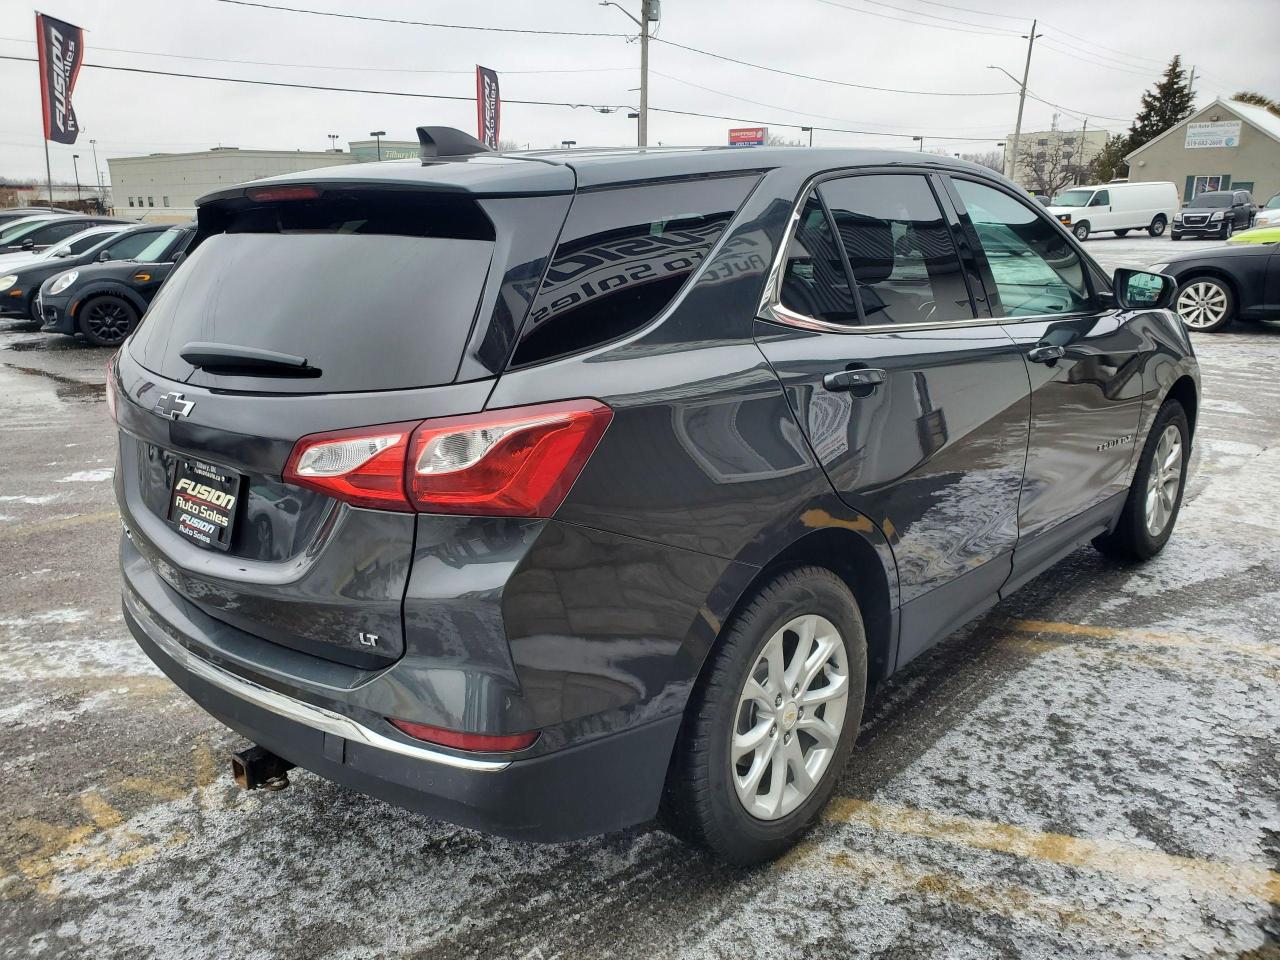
[510,175,758,367]
[129,192,496,394]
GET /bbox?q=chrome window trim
[758,167,1012,336]
[127,590,512,773]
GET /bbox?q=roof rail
[416,126,493,161]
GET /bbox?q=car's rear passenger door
[754,171,1031,666]
[943,175,1147,593]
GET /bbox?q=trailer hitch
[231,745,295,791]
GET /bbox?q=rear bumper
[122,554,683,842]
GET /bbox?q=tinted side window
[820,174,974,327]
[103,231,161,260]
[952,178,1091,319]
[511,175,758,367]
[1091,190,1110,206]
[34,221,87,244]
[67,232,109,254]
[779,193,859,324]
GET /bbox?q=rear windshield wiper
[180,342,322,378]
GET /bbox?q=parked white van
[1047,181,1179,241]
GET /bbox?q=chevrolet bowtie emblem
[154,391,194,420]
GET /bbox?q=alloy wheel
[84,300,133,344]
[731,613,849,821]
[1175,281,1229,329]
[1144,424,1183,537]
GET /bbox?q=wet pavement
[0,236,1276,960]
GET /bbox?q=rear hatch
[116,169,573,667]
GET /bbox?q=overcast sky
[2,0,1277,184]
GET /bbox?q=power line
[211,0,630,37]
[889,0,1028,22]
[652,37,1010,96]
[0,36,632,76]
[653,69,1011,133]
[0,54,1006,144]
[813,0,1022,37]
[212,0,1014,98]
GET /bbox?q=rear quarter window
[510,174,759,367]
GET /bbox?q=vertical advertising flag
[476,65,500,150]
[35,12,85,144]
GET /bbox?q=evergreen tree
[1232,91,1280,117]
[1088,134,1130,183]
[1126,56,1196,153]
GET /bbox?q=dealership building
[1125,98,1280,203]
[105,138,419,222]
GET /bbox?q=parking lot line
[823,799,1280,906]
[0,510,118,541]
[1005,618,1280,660]
[818,849,1163,946]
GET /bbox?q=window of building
[819,174,974,327]
[1037,138,1048,146]
[163,196,171,207]
[128,198,135,207]
[147,197,154,207]
[952,178,1091,319]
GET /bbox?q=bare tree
[496,139,524,152]
[958,149,1002,173]
[766,133,802,147]
[1015,131,1086,196]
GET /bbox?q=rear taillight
[105,354,118,421]
[246,185,322,202]
[387,718,538,753]
[282,399,612,518]
[283,421,417,512]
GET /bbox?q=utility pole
[90,138,103,197]
[639,0,650,148]
[1008,19,1042,187]
[602,2,658,147]
[1078,117,1088,184]
[1187,65,1196,107]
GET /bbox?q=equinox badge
[154,391,195,420]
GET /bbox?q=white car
[1254,194,1280,229]
[0,224,128,273]
[1048,181,1179,241]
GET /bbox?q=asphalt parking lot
[1,233,1276,959]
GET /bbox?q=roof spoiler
[417,126,493,162]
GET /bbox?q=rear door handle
[1027,344,1066,364]
[823,368,886,392]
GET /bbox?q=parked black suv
[1172,189,1255,239]
[113,128,1198,864]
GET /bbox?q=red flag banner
[35,12,84,144]
[475,65,500,149]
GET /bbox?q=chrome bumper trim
[129,592,511,773]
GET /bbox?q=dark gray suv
[113,128,1199,864]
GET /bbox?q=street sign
[728,127,767,147]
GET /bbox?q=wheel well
[705,528,895,699]
[1165,375,1198,438]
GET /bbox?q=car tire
[1171,232,1182,241]
[1220,221,1232,238]
[1114,229,1131,237]
[77,294,139,347]
[1173,275,1235,333]
[1093,401,1190,562]
[661,566,867,866]
[1148,215,1167,237]
[1072,221,1090,241]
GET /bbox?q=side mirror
[172,251,187,268]
[1113,268,1175,311]
[97,249,110,262]
[21,238,34,249]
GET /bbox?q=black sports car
[37,223,195,345]
[1148,240,1280,332]
[0,224,175,323]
